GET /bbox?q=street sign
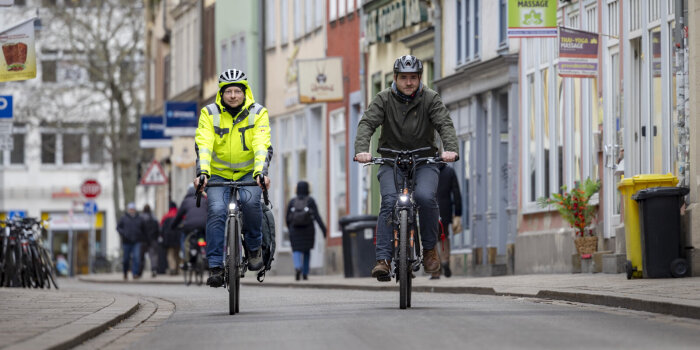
[163,101,198,136]
[83,201,98,215]
[140,159,168,185]
[0,96,12,118]
[7,210,25,220]
[81,179,102,198]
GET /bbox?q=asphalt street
[60,279,700,350]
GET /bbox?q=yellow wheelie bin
[617,174,678,279]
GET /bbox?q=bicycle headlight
[228,202,237,211]
[399,194,409,203]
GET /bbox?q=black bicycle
[182,229,207,286]
[196,175,269,315]
[359,147,453,309]
[0,217,58,289]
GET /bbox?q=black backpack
[290,197,313,227]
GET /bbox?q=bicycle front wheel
[227,218,240,315]
[399,210,409,310]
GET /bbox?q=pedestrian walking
[285,181,326,281]
[432,163,462,279]
[140,204,161,278]
[116,202,146,280]
[160,201,181,275]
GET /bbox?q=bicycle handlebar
[195,179,269,207]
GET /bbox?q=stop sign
[81,179,101,198]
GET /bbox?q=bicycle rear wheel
[195,253,205,286]
[399,210,409,310]
[227,218,240,315]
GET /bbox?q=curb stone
[3,295,139,350]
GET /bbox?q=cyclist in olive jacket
[194,69,273,288]
[354,55,459,281]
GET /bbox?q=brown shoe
[371,260,391,281]
[423,247,441,274]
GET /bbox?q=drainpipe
[258,0,266,104]
[433,0,442,81]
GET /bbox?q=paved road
[64,280,700,350]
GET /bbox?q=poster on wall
[507,0,558,38]
[0,17,37,82]
[558,27,600,78]
[297,57,344,103]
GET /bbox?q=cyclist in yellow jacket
[194,69,273,288]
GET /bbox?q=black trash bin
[632,186,690,278]
[339,215,377,278]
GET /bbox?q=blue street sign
[140,115,172,148]
[0,96,12,119]
[164,101,198,136]
[7,210,25,220]
[84,201,98,215]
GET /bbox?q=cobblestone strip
[73,296,175,350]
[2,294,138,350]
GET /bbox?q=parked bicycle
[196,175,270,315]
[182,229,207,286]
[358,147,453,309]
[0,217,58,289]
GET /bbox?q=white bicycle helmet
[218,69,247,89]
[393,55,423,74]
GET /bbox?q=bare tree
[43,0,145,217]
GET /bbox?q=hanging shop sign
[164,101,198,136]
[140,115,172,148]
[558,27,600,78]
[365,0,427,44]
[298,57,344,103]
[507,0,558,38]
[0,17,37,82]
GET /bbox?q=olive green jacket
[354,86,459,158]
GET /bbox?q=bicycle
[0,218,58,289]
[358,147,454,309]
[196,175,269,315]
[182,229,207,286]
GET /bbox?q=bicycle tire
[399,210,409,310]
[227,217,239,315]
[30,245,44,289]
[40,247,58,289]
[195,253,205,286]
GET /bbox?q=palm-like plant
[537,178,601,237]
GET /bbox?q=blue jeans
[206,173,263,268]
[376,164,440,261]
[293,250,310,276]
[122,242,141,276]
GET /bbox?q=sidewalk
[0,287,138,350]
[80,271,700,320]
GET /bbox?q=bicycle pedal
[376,275,391,282]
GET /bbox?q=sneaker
[206,267,224,287]
[295,269,301,281]
[422,247,441,274]
[371,260,391,281]
[247,249,264,271]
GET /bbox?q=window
[281,0,289,43]
[41,133,57,164]
[10,133,24,165]
[338,0,346,17]
[330,0,337,21]
[265,0,276,48]
[42,60,56,82]
[294,0,302,39]
[608,0,619,38]
[89,133,104,164]
[62,133,83,164]
[384,72,393,89]
[305,0,314,33]
[314,0,323,27]
[457,0,480,64]
[163,55,170,99]
[499,0,507,44]
[347,0,354,14]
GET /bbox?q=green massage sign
[507,0,558,38]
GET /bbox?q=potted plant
[537,178,601,256]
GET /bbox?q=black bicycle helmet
[393,55,423,74]
[218,69,247,89]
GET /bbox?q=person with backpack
[160,201,181,275]
[285,181,326,281]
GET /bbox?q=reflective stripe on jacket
[195,80,272,180]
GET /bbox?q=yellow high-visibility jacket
[195,81,272,180]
